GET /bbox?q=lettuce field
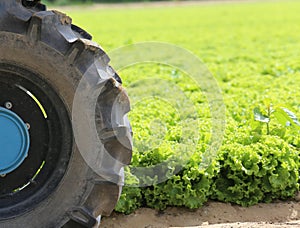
[64,0,300,214]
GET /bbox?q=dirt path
[101,201,300,228]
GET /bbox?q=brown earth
[101,200,300,228]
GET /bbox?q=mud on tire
[0,1,132,227]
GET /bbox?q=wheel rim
[0,62,73,219]
[0,107,30,175]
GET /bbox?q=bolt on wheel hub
[0,107,30,175]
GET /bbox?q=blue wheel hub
[0,107,30,175]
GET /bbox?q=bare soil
[101,200,300,228]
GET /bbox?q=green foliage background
[46,0,174,6]
[63,1,300,213]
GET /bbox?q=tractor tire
[0,1,132,227]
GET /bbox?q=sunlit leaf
[282,108,300,126]
[254,107,269,123]
[274,107,300,129]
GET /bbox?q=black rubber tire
[0,1,132,227]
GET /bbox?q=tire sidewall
[0,32,94,228]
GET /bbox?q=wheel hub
[0,106,30,176]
